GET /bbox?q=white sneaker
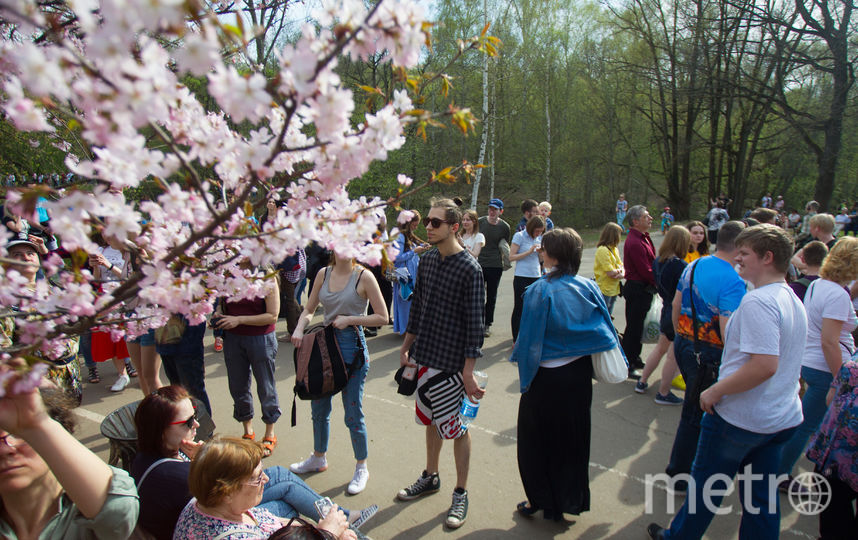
[109,374,130,392]
[347,466,369,495]
[289,453,328,474]
[484,325,492,337]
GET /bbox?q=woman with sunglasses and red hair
[131,386,376,540]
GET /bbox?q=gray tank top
[319,267,368,325]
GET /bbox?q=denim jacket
[510,273,623,392]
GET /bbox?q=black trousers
[511,276,539,341]
[518,357,592,515]
[621,280,653,365]
[820,473,858,540]
[482,266,503,327]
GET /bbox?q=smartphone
[314,497,334,519]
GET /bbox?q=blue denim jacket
[510,274,623,392]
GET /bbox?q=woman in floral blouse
[806,358,858,538]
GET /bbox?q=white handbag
[593,346,627,384]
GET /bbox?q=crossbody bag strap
[136,458,184,490]
[689,261,701,357]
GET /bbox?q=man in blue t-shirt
[665,221,747,483]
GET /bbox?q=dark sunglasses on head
[169,411,198,429]
[422,217,451,229]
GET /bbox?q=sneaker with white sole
[109,374,130,392]
[348,466,369,494]
[654,392,683,405]
[634,381,648,394]
[290,453,328,474]
[348,504,378,529]
[445,488,468,529]
[397,470,440,501]
[483,325,492,337]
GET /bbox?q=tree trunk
[470,0,490,210]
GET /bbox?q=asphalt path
[74,233,819,539]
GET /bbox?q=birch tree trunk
[470,0,490,210]
[544,86,551,201]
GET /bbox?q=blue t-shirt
[511,230,542,278]
[675,256,746,347]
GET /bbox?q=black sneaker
[647,523,666,539]
[397,470,440,501]
[445,488,468,529]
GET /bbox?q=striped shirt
[407,248,485,372]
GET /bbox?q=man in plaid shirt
[396,197,486,529]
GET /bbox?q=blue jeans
[617,211,627,230]
[259,466,323,519]
[667,337,723,480]
[311,326,369,460]
[80,332,94,369]
[664,412,797,540]
[161,347,212,416]
[223,332,280,424]
[778,365,833,476]
[602,294,617,316]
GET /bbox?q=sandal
[262,436,277,457]
[516,501,539,517]
[125,361,138,378]
[242,432,255,441]
[87,367,100,384]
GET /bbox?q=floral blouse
[173,499,281,540]
[806,360,858,491]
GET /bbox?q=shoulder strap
[689,261,701,354]
[136,458,184,490]
[355,268,364,291]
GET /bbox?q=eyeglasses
[0,433,24,448]
[246,470,269,486]
[169,412,198,429]
[422,217,451,229]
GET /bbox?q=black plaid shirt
[407,248,485,373]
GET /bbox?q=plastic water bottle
[459,371,489,430]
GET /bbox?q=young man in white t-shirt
[648,224,807,540]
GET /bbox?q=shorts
[91,330,130,363]
[414,364,465,440]
[128,328,156,347]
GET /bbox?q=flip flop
[262,436,277,457]
[242,432,255,441]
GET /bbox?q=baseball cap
[6,231,39,252]
[488,198,504,210]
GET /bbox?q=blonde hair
[809,213,835,234]
[597,222,623,249]
[820,237,858,284]
[188,437,264,507]
[658,226,691,262]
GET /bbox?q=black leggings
[482,266,503,327]
[512,276,539,342]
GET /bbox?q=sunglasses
[169,411,198,429]
[0,433,24,448]
[246,469,269,486]
[422,217,451,229]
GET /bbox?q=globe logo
[788,472,832,516]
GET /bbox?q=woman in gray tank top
[289,252,387,495]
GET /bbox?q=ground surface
[75,232,819,539]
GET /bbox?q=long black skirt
[517,356,592,515]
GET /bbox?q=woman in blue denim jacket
[510,228,622,521]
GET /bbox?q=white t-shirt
[836,213,851,226]
[461,232,485,257]
[511,230,542,278]
[99,247,125,270]
[802,278,857,372]
[715,282,807,434]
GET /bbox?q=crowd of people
[2,185,858,540]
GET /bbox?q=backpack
[290,324,365,426]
